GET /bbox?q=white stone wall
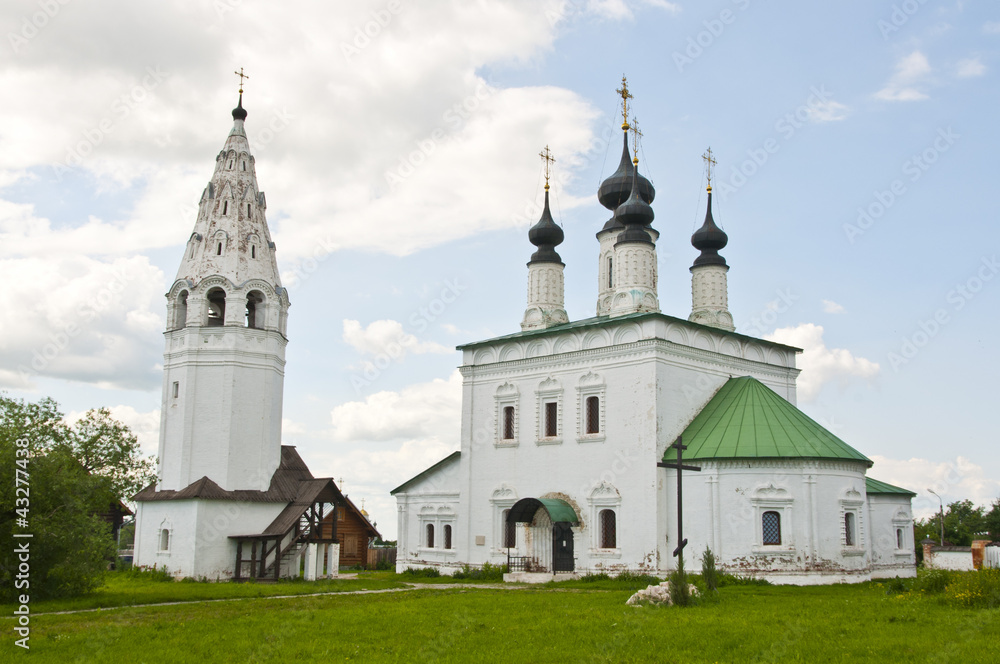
[158,325,286,491]
[393,454,463,573]
[596,230,621,316]
[134,500,283,578]
[867,495,916,578]
[689,264,734,331]
[927,550,975,571]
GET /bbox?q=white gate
[985,545,1000,569]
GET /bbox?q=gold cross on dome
[616,74,633,130]
[234,67,250,94]
[631,117,642,165]
[539,145,555,191]
[702,147,717,191]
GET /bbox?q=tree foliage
[1,394,156,600]
[914,499,991,546]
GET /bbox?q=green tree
[985,499,1000,541]
[1,394,155,600]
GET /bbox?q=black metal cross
[657,436,701,557]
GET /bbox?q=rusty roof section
[134,445,317,503]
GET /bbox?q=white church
[133,93,346,580]
[392,87,917,584]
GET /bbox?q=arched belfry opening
[206,288,227,326]
[506,497,579,573]
[245,291,264,329]
[174,291,188,329]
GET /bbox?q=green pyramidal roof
[670,376,872,466]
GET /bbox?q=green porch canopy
[669,376,872,466]
[507,498,580,525]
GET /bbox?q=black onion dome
[691,190,728,267]
[613,171,654,247]
[597,130,655,211]
[528,190,564,264]
[232,93,247,121]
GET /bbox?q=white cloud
[870,455,1000,519]
[584,0,680,19]
[342,319,452,359]
[874,51,932,102]
[822,299,846,314]
[329,370,462,443]
[956,57,986,78]
[0,253,165,390]
[765,323,879,402]
[805,99,850,123]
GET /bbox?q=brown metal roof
[256,478,345,536]
[134,446,317,503]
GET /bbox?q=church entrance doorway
[506,497,579,573]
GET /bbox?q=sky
[1,0,998,538]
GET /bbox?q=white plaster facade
[689,263,735,332]
[522,263,569,331]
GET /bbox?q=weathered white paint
[689,263,735,332]
[926,549,976,571]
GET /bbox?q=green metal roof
[865,477,916,496]
[456,311,801,353]
[669,376,872,466]
[389,451,460,495]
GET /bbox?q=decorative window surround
[535,377,563,445]
[576,371,607,443]
[892,508,913,555]
[490,484,518,554]
[494,382,519,447]
[840,486,866,556]
[750,483,795,555]
[587,481,621,557]
[419,505,457,556]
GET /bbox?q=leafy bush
[451,562,507,581]
[375,558,393,571]
[912,567,954,594]
[944,568,1000,608]
[716,573,771,587]
[400,566,441,579]
[700,546,719,592]
[579,572,611,583]
[121,565,174,583]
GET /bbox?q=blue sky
[1,0,997,537]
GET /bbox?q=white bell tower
[157,89,290,492]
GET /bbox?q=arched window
[896,528,903,549]
[242,161,246,171]
[159,529,170,551]
[607,256,613,288]
[444,525,453,550]
[844,512,856,546]
[206,288,226,326]
[174,291,188,329]
[216,242,223,256]
[246,291,264,329]
[222,201,228,215]
[251,245,256,259]
[426,524,435,548]
[762,511,781,545]
[585,396,600,434]
[600,509,617,548]
[502,509,515,549]
[544,401,558,437]
[247,203,251,216]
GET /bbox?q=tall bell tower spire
[158,77,290,492]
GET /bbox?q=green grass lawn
[9,579,1000,663]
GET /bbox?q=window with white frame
[751,483,794,553]
[844,512,856,546]
[490,485,518,552]
[576,372,606,442]
[535,377,563,444]
[495,382,519,446]
[444,524,453,550]
[892,509,912,552]
[426,523,435,548]
[599,509,617,548]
